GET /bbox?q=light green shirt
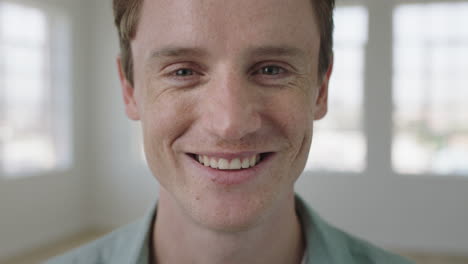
[46,195,413,264]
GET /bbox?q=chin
[186,191,275,233]
[191,209,266,233]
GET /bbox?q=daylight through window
[306,6,368,172]
[393,2,468,175]
[0,2,71,177]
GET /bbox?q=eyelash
[167,67,202,81]
[174,68,194,76]
[166,63,290,82]
[252,65,288,77]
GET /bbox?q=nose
[203,73,262,140]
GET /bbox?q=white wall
[296,173,468,254]
[0,0,95,260]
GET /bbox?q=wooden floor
[0,230,105,264]
[398,252,468,264]
[1,230,467,264]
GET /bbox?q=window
[306,6,368,172]
[393,2,468,175]
[0,2,71,177]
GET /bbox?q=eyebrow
[147,45,305,62]
[246,45,305,58]
[148,46,208,61]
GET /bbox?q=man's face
[121,0,330,230]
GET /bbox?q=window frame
[306,4,368,173]
[305,0,468,178]
[0,0,72,178]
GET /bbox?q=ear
[117,56,140,120]
[314,58,333,120]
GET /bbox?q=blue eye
[261,66,284,75]
[175,68,194,76]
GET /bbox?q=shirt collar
[295,195,351,264]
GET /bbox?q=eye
[161,63,205,85]
[260,65,285,75]
[174,68,194,76]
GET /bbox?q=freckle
[196,196,200,201]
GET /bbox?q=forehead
[133,0,320,61]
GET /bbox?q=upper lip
[187,151,270,160]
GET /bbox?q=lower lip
[186,153,274,186]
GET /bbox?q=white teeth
[218,158,229,169]
[229,158,242,170]
[241,158,250,169]
[203,156,210,166]
[195,154,262,170]
[250,155,257,167]
[210,158,218,169]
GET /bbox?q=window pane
[306,6,368,172]
[0,2,69,176]
[393,3,468,175]
[0,2,47,43]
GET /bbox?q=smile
[186,152,274,185]
[188,153,272,171]
[195,154,260,170]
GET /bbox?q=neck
[152,190,304,264]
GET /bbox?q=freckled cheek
[270,92,314,140]
[270,94,314,174]
[278,101,313,178]
[140,93,196,167]
[286,110,313,155]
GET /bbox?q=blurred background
[0,0,467,263]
